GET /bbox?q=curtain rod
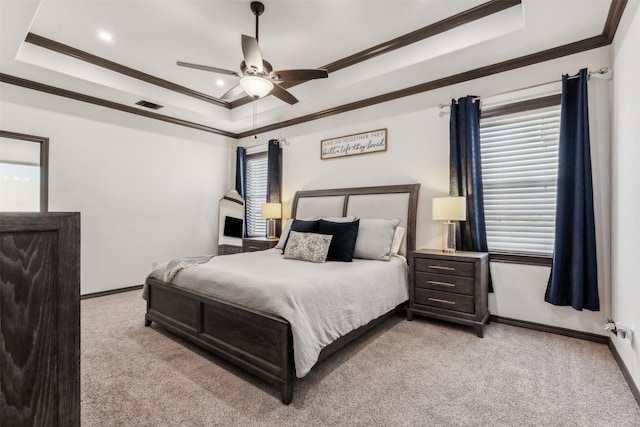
[241,138,289,150]
[437,67,609,109]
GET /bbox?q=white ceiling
[0,0,613,136]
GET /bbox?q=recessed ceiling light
[216,79,225,87]
[98,31,113,42]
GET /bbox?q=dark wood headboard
[290,183,420,254]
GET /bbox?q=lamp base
[442,221,456,253]
[267,219,277,239]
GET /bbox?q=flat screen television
[223,216,243,238]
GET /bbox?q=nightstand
[407,249,489,337]
[242,237,279,252]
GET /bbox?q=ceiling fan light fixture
[240,76,273,99]
[177,1,327,105]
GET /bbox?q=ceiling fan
[177,1,328,105]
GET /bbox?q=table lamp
[261,202,282,239]
[432,196,466,253]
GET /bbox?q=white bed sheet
[166,248,408,377]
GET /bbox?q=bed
[144,183,420,404]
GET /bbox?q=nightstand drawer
[219,244,242,255]
[414,271,474,295]
[414,258,474,277]
[242,238,279,252]
[243,241,269,252]
[415,288,475,314]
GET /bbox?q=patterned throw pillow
[283,231,333,263]
[280,219,321,252]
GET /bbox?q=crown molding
[24,33,230,108]
[0,73,237,138]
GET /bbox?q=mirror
[0,130,49,212]
[217,189,244,255]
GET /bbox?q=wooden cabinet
[407,249,489,337]
[242,237,279,252]
[0,213,80,426]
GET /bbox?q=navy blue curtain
[545,68,599,311]
[235,146,247,237]
[235,146,247,200]
[450,95,493,292]
[267,139,282,236]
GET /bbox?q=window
[0,131,49,212]
[245,152,268,237]
[479,97,560,259]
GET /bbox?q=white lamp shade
[240,76,274,99]
[261,202,282,219]
[432,197,467,221]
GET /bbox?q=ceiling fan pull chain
[253,100,258,139]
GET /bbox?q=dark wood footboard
[145,278,296,404]
[145,277,404,404]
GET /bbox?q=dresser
[0,213,80,426]
[407,249,489,337]
[242,237,279,252]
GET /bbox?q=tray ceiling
[0,0,617,137]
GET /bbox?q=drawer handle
[428,280,455,287]
[428,265,455,271]
[248,246,261,250]
[428,297,456,305]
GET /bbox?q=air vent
[135,100,164,110]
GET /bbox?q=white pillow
[390,226,406,255]
[274,218,293,250]
[283,231,332,263]
[353,218,401,261]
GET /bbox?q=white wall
[612,0,640,394]
[0,85,233,294]
[238,47,612,335]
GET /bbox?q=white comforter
[164,249,408,377]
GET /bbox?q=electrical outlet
[615,323,633,342]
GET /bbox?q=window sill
[489,252,552,267]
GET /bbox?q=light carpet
[81,290,640,426]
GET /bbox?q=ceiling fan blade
[220,84,247,101]
[177,61,239,76]
[270,84,298,105]
[271,69,329,82]
[241,35,264,73]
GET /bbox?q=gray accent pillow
[283,231,333,263]
[353,218,401,261]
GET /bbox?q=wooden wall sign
[320,128,387,160]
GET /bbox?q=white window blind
[245,153,268,237]
[480,106,560,256]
